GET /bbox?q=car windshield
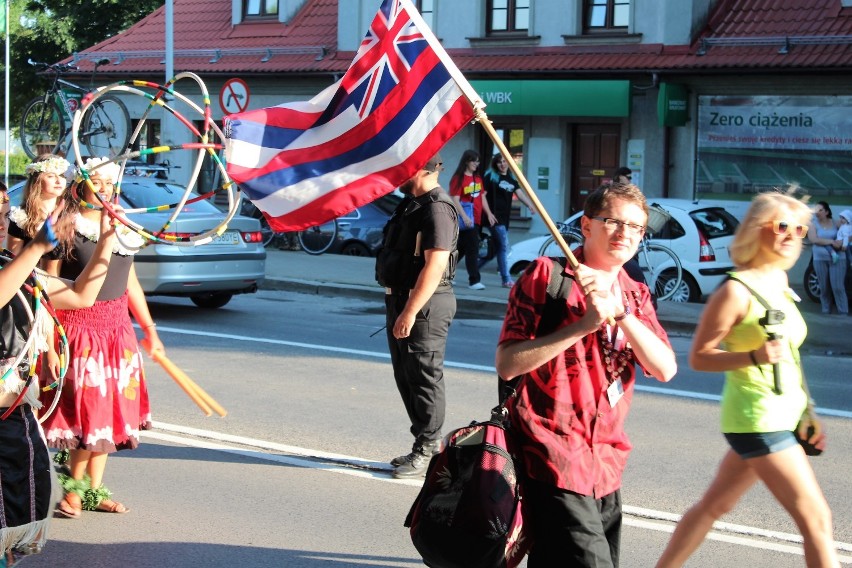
[690,207,739,239]
[118,180,221,214]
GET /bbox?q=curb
[261,278,701,336]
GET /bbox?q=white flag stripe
[253,83,465,216]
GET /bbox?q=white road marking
[146,421,852,562]
[147,325,852,418]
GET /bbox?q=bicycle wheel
[537,228,584,257]
[635,242,683,301]
[20,98,66,159]
[81,95,131,158]
[298,219,338,255]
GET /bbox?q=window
[487,0,530,35]
[585,0,629,33]
[130,120,160,164]
[244,0,278,19]
[417,0,435,31]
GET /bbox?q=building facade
[69,0,852,237]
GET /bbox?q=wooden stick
[475,107,614,324]
[475,108,580,271]
[176,371,228,418]
[141,339,219,417]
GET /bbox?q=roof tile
[70,0,852,77]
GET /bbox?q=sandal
[95,499,129,514]
[55,493,82,519]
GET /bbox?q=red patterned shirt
[499,254,670,497]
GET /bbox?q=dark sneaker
[392,450,430,479]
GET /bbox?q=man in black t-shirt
[376,153,459,479]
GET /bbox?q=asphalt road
[23,289,852,568]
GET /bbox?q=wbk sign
[481,91,514,104]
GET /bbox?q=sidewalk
[260,249,850,355]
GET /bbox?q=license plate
[211,231,240,245]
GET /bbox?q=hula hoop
[0,255,69,422]
[69,72,241,247]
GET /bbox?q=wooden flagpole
[473,107,581,272]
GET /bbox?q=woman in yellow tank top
[657,193,838,567]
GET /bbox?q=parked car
[803,255,852,303]
[242,191,402,256]
[7,176,266,309]
[508,199,748,302]
[326,192,402,256]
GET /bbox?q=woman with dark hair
[482,154,535,288]
[808,200,847,315]
[448,149,496,290]
[656,193,837,567]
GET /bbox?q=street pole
[4,0,10,187]
[162,0,173,159]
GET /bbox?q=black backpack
[403,409,531,568]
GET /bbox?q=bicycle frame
[52,78,88,122]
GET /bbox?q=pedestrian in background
[376,153,458,479]
[613,167,632,184]
[449,149,496,290]
[656,193,837,568]
[808,201,847,315]
[482,154,536,288]
[496,183,677,568]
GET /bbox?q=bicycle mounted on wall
[20,59,131,160]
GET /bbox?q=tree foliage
[2,0,161,126]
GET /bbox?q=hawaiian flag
[224,0,481,232]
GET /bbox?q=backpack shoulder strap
[725,273,771,311]
[546,256,573,301]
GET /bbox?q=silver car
[7,175,266,309]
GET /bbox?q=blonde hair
[729,193,812,268]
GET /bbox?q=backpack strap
[725,273,785,395]
[546,256,572,301]
[725,273,771,311]
[497,257,574,414]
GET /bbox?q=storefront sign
[658,83,688,127]
[698,96,852,150]
[471,80,630,117]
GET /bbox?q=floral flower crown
[25,157,72,177]
[78,157,120,184]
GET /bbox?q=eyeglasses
[768,220,808,238]
[625,175,632,180]
[590,216,646,236]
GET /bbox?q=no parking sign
[219,78,250,115]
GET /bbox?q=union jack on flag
[225,0,482,232]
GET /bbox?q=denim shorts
[724,430,798,459]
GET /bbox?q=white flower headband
[78,157,121,184]
[25,157,72,177]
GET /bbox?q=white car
[508,198,748,302]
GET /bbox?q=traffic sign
[220,78,250,114]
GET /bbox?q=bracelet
[613,304,631,322]
[748,350,759,366]
[143,323,157,329]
